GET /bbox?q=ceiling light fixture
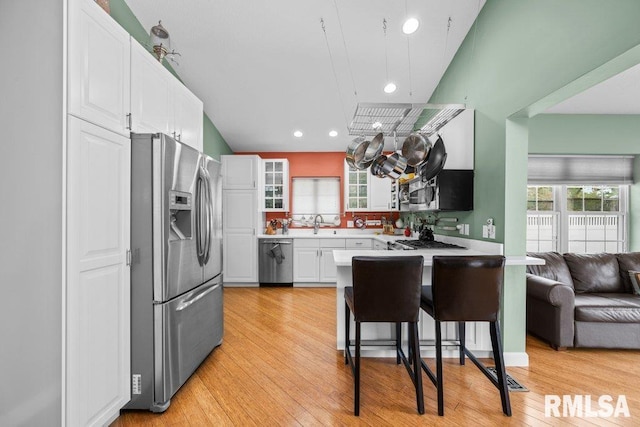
[372,121,383,129]
[329,130,338,137]
[294,130,303,138]
[402,18,420,35]
[384,83,397,94]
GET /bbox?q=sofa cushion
[564,253,622,293]
[630,271,640,296]
[526,252,574,288]
[617,253,640,292]
[574,293,640,323]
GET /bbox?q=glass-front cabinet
[344,161,369,211]
[262,159,289,211]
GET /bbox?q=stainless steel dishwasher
[258,239,294,286]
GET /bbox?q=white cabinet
[293,239,345,284]
[68,0,131,136]
[130,40,172,135]
[345,160,397,212]
[262,159,289,211]
[66,116,131,426]
[438,108,474,170]
[222,155,261,189]
[345,238,373,249]
[222,155,262,284]
[130,39,203,151]
[172,82,204,151]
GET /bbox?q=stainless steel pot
[370,154,387,178]
[401,132,432,167]
[345,137,372,170]
[419,136,447,181]
[381,152,408,180]
[364,132,384,162]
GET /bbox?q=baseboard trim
[503,351,529,367]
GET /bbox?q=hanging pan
[364,132,385,162]
[345,137,372,170]
[370,154,388,178]
[419,136,447,181]
[381,152,408,180]
[401,132,432,167]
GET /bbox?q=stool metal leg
[344,301,350,365]
[396,322,401,365]
[458,321,466,365]
[435,320,444,416]
[490,321,512,416]
[355,321,361,416]
[411,323,425,414]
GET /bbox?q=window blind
[528,155,634,185]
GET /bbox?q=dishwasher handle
[260,240,292,245]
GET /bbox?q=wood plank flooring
[112,287,640,426]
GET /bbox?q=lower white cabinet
[293,239,346,284]
[66,116,131,426]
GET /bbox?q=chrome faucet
[313,214,323,234]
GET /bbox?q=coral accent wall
[237,151,399,229]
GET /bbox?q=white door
[173,83,204,151]
[66,116,130,426]
[319,249,338,282]
[68,0,131,136]
[222,190,258,282]
[293,248,319,282]
[222,155,259,189]
[369,176,392,211]
[130,39,172,135]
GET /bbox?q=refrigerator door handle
[195,174,205,264]
[202,167,213,265]
[175,283,220,312]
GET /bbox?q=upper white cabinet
[172,82,204,152]
[68,0,131,137]
[130,39,203,151]
[222,155,261,189]
[344,160,397,212]
[438,108,474,170]
[130,40,172,136]
[262,159,289,211]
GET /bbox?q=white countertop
[332,250,544,266]
[257,228,405,241]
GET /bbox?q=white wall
[0,1,63,425]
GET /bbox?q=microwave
[406,170,474,211]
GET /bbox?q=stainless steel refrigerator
[126,133,223,412]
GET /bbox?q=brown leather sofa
[526,252,640,350]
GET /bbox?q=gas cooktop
[390,240,467,250]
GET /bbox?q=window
[526,185,628,254]
[291,178,340,224]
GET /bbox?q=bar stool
[420,255,511,416]
[344,256,424,416]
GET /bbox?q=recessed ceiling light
[293,130,303,138]
[384,82,397,93]
[372,121,382,129]
[402,18,420,35]
[329,130,338,137]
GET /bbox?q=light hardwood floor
[112,287,640,426]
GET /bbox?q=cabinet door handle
[126,113,132,130]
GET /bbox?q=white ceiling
[125,0,485,152]
[545,62,640,115]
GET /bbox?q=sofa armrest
[526,274,575,349]
[527,274,575,308]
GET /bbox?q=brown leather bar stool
[420,255,511,416]
[344,256,424,416]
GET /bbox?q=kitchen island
[333,237,544,367]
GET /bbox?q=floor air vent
[487,367,528,392]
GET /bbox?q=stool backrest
[431,255,505,322]
[351,256,423,322]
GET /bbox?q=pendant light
[383,18,396,94]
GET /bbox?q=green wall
[109,0,233,159]
[529,114,640,251]
[423,0,640,354]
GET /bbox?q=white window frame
[527,185,629,254]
